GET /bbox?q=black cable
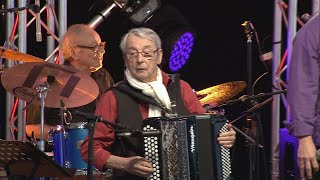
[252,72,269,95]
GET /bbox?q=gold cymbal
[1,62,99,108]
[0,46,44,62]
[196,81,247,106]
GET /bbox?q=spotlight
[161,25,195,73]
[143,4,196,73]
[124,0,162,25]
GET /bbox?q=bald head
[59,24,106,73]
[60,24,96,61]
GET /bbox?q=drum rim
[67,122,88,129]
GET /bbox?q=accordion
[142,114,232,180]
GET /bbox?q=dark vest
[110,74,189,179]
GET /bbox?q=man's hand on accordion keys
[105,155,155,178]
[217,123,236,148]
[124,156,155,178]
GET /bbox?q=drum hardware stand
[36,83,49,152]
[219,91,288,180]
[15,82,50,180]
[59,99,72,126]
[230,96,273,180]
[229,97,275,148]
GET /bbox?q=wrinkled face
[73,29,105,72]
[124,34,162,82]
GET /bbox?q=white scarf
[125,68,172,117]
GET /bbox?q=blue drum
[48,122,113,178]
[51,125,66,168]
[51,122,88,170]
[64,122,88,169]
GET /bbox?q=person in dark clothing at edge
[25,24,114,139]
[80,27,237,180]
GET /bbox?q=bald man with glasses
[26,24,114,140]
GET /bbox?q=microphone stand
[73,110,130,180]
[242,20,258,180]
[87,117,98,180]
[218,90,286,107]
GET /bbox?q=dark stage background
[0,0,311,179]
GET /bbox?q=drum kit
[0,48,247,178]
[0,47,110,178]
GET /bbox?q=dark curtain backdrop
[1,0,311,179]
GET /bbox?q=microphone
[241,21,254,34]
[35,0,42,42]
[117,130,161,137]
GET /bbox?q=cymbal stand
[34,82,50,152]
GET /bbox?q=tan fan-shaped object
[196,81,247,106]
[1,62,99,108]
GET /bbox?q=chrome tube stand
[35,83,49,152]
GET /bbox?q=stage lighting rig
[143,4,196,73]
[123,0,162,25]
[88,0,128,29]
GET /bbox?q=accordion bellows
[142,114,232,180]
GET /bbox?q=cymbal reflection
[196,81,247,106]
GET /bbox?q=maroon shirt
[80,72,205,171]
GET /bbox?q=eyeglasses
[76,42,106,53]
[125,49,159,60]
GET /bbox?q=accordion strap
[113,82,173,114]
